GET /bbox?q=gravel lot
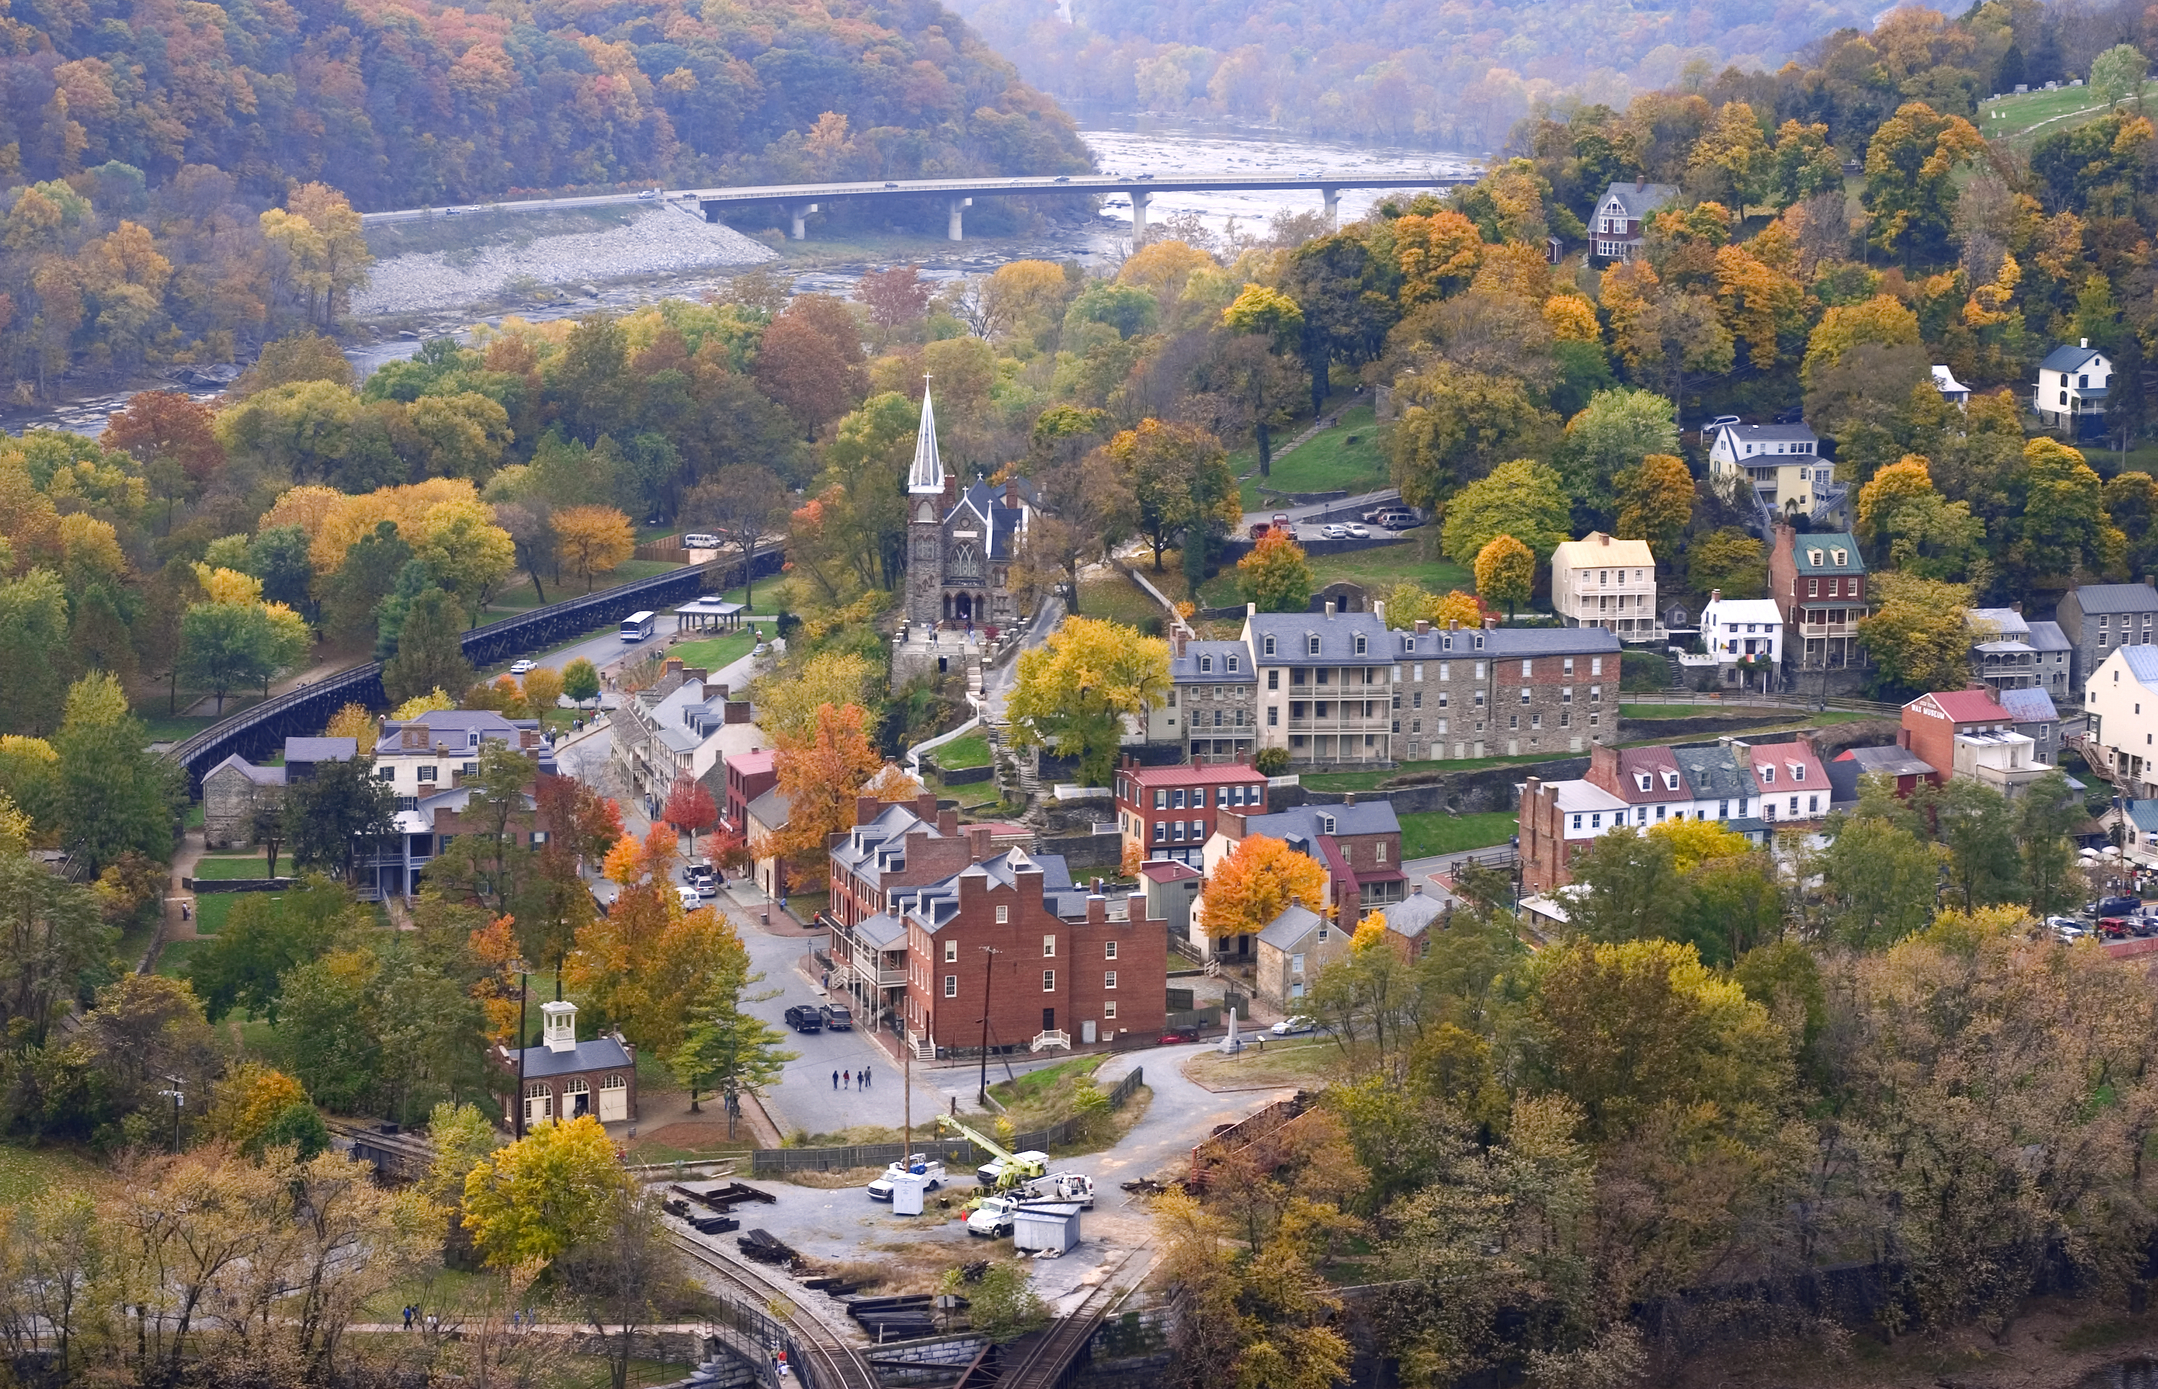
[352,206,776,316]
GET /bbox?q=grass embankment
[1397,811,1517,858]
[933,733,992,770]
[190,855,278,880]
[1192,542,1470,610]
[1077,570,1170,630]
[986,1054,1107,1130]
[1183,1037,1341,1090]
[1239,404,1389,509]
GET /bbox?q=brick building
[1899,688,2015,785]
[1768,526,1870,671]
[720,748,778,842]
[1520,774,1631,894]
[1113,756,1269,867]
[1194,798,1405,959]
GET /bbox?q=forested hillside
[0,0,1091,207]
[956,0,2118,151]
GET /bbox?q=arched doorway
[954,592,973,622]
[523,1082,553,1127]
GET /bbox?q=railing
[166,550,781,791]
[1619,691,1901,716]
[1029,1029,1071,1052]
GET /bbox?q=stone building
[903,388,1034,629]
[2056,582,2158,702]
[494,1000,636,1129]
[201,737,357,848]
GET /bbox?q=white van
[682,532,721,549]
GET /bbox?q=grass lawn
[190,855,276,880]
[1076,571,1168,630]
[1982,85,2120,147]
[137,712,222,744]
[1239,405,1387,509]
[192,894,239,935]
[670,631,757,672]
[1184,1038,1342,1090]
[1197,542,1469,609]
[155,939,204,976]
[0,1144,106,1203]
[987,1054,1107,1129]
[1398,810,1518,858]
[934,732,992,769]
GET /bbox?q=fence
[1619,691,1901,716]
[750,1068,1143,1176]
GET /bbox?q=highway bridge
[359,170,1473,241]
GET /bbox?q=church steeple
[907,382,944,496]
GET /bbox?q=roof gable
[2040,344,2107,373]
[1913,689,2011,723]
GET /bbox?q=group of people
[831,1067,872,1090]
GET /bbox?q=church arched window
[950,543,982,579]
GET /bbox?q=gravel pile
[352,207,778,317]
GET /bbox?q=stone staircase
[1666,651,1686,690]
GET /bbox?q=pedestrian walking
[856,1069,865,1089]
[843,1070,851,1090]
[181,900,192,922]
[427,1314,439,1336]
[864,1065,871,1088]
[831,1070,839,1090]
[402,1306,414,1331]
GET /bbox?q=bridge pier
[787,202,818,240]
[1321,185,1339,226]
[947,196,971,241]
[1130,190,1150,244]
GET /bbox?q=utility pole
[977,946,1000,1107]
[513,959,531,1140]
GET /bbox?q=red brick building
[720,748,778,840]
[1114,755,1269,867]
[881,845,1168,1054]
[1899,687,2014,785]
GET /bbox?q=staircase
[1666,651,1685,690]
[1030,1029,1072,1052]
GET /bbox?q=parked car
[976,1149,1049,1188]
[1271,1015,1316,1036]
[1158,1026,1201,1044]
[1345,523,1370,538]
[782,1006,824,1033]
[819,1003,853,1030]
[867,1156,945,1200]
[686,861,717,897]
[509,659,537,675]
[2099,916,2135,939]
[1320,524,1347,539]
[1025,1172,1095,1207]
[677,885,701,912]
[1376,509,1419,529]
[682,532,721,549]
[2088,896,2143,919]
[966,1195,1020,1237]
[638,189,657,199]
[2046,916,2089,941]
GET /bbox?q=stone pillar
[788,202,818,240]
[1321,186,1339,226]
[1131,190,1150,244]
[947,196,969,241]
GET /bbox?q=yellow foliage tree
[1542,295,1600,343]
[461,1114,629,1268]
[521,665,564,714]
[1801,294,1921,387]
[1614,453,1695,552]
[208,1062,309,1152]
[1856,455,1937,541]
[389,688,457,720]
[1473,534,1535,618]
[553,505,636,592]
[1392,210,1485,307]
[323,703,374,743]
[750,651,882,744]
[192,564,263,604]
[308,478,483,573]
[1646,818,1754,874]
[1200,835,1329,939]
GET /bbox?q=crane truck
[934,1114,1048,1195]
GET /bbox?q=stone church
[904,388,1035,629]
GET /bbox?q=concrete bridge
[359,172,1473,241]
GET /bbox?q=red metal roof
[1139,860,1202,881]
[1911,689,2010,723]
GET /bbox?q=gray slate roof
[1967,608,2031,640]
[1384,888,1450,938]
[1173,641,1256,684]
[1718,423,1819,447]
[1396,625,1622,658]
[1670,744,1760,800]
[284,737,356,763]
[206,753,284,786]
[2041,344,2107,373]
[1240,801,1401,846]
[1249,611,1393,666]
[2071,583,2158,615]
[517,1037,634,1078]
[2118,646,2158,689]
[1600,181,1677,220]
[2027,620,2071,652]
[1257,904,1326,950]
[1843,745,1937,778]
[950,480,1030,563]
[1998,687,2060,723]
[746,787,793,828]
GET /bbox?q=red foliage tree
[662,774,719,853]
[103,391,226,532]
[752,296,866,436]
[855,264,933,330]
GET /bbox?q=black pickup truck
[783,1005,824,1033]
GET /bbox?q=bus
[620,611,656,642]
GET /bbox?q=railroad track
[995,1246,1150,1389]
[666,1227,882,1389]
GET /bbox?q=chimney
[936,808,959,836]
[1005,480,1019,505]
[1414,618,1430,634]
[1448,618,1460,631]
[964,823,992,860]
[1710,588,1721,603]
[2082,337,2090,348]
[855,795,881,825]
[1174,629,1188,657]
[2010,602,2022,615]
[1325,600,1337,617]
[1600,532,1610,546]
[1483,616,1498,630]
[1342,793,1356,807]
[1247,602,1257,618]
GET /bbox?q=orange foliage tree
[749,703,883,892]
[1199,835,1330,940]
[568,825,749,1056]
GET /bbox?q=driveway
[1088,1050,1293,1210]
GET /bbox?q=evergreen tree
[381,588,475,705]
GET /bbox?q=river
[9,118,1475,432]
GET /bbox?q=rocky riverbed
[350,204,777,317]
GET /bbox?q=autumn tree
[103,391,223,533]
[551,505,635,592]
[562,657,601,707]
[461,1115,631,1268]
[1112,419,1241,573]
[753,297,867,435]
[1688,527,1768,598]
[670,959,794,1137]
[1558,387,1680,520]
[1473,535,1534,618]
[663,775,718,854]
[1006,617,1170,787]
[381,588,476,705]
[1857,573,1976,696]
[855,264,933,331]
[753,704,884,890]
[1201,835,1329,940]
[1387,370,1561,513]
[1219,283,1306,474]
[522,665,564,715]
[750,651,882,743]
[1863,102,1986,263]
[1238,531,1315,613]
[1441,459,1571,567]
[1614,453,1694,553]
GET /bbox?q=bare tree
[683,464,788,607]
[558,1188,686,1389]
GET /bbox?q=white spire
[908,381,944,495]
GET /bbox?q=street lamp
[511,958,532,1140]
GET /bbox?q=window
[1291,953,1306,975]
[1199,655,1213,674]
[1043,970,1055,992]
[945,940,957,963]
[1792,764,1805,781]
[1268,707,1279,726]
[1264,635,1276,656]
[1562,686,1573,703]
[1153,789,1167,809]
[944,975,957,997]
[1172,788,1186,809]
[1319,814,1337,834]
[1439,662,1450,681]
[1591,656,1603,676]
[1104,970,1117,989]
[1664,772,1681,790]
[377,765,396,781]
[418,765,438,783]
[1563,657,1574,675]
[1227,655,1240,673]
[1809,794,1820,813]
[1808,578,1819,598]
[1789,795,1800,815]
[1520,688,1531,704]
[1153,821,1166,842]
[1412,692,1423,709]
[1307,634,1321,656]
[1572,814,1583,829]
[1376,842,1387,863]
[1105,940,1118,959]
[1719,800,1729,817]
[1267,670,1279,690]
[996,905,1009,924]
[1760,765,1774,784]
[1317,926,1330,942]
[1354,634,1368,655]
[1104,1001,1117,1019]
[1521,659,1534,677]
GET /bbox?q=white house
[372,710,553,810]
[2036,340,2111,434]
[2084,644,2158,798]
[1589,182,1677,261]
[1698,592,1784,689]
[1709,423,1842,525]
[1550,532,1658,641]
[1932,364,1971,406]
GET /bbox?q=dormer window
[1474,634,1485,650]
[1791,764,1805,781]
[1227,655,1239,673]
[1354,634,1368,655]
[1761,766,1774,784]
[1306,634,1321,656]
[1832,548,1848,565]
[1807,549,1824,565]
[1663,772,1680,790]
[1199,656,1213,674]
[1320,814,1337,834]
[1636,773,1652,791]
[1264,635,1276,656]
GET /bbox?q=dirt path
[160,828,207,952]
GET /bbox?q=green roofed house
[1768,526,1871,672]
